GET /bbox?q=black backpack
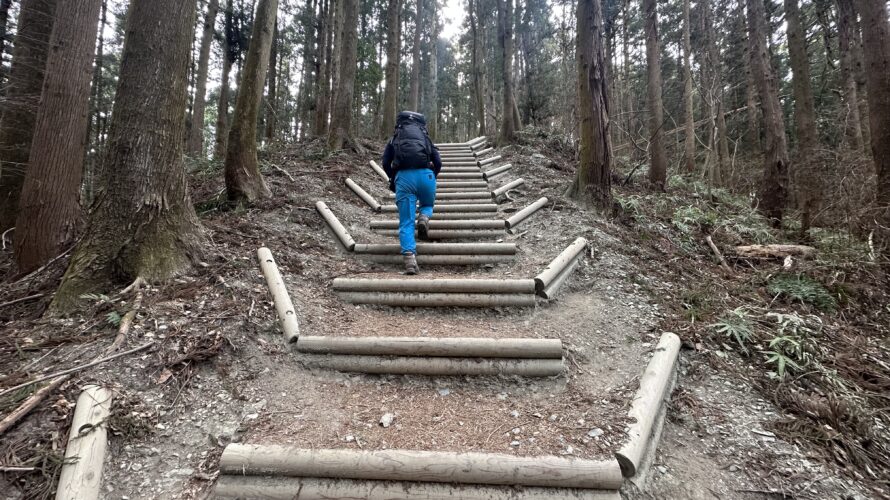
[391,111,433,171]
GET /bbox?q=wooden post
[373,230,505,240]
[295,336,563,358]
[370,219,505,230]
[368,160,390,182]
[479,155,502,166]
[360,255,514,266]
[615,332,681,477]
[506,197,549,229]
[492,178,525,198]
[381,203,497,212]
[345,178,381,212]
[214,475,622,500]
[55,386,112,500]
[315,201,356,251]
[333,277,534,293]
[218,445,624,489]
[337,291,536,307]
[257,247,300,342]
[482,164,513,180]
[535,237,588,294]
[352,243,517,255]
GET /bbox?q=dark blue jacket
[381,139,442,181]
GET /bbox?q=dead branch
[706,235,733,274]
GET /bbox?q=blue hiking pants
[395,168,436,254]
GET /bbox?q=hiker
[381,111,442,275]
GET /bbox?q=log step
[359,254,514,265]
[381,203,497,212]
[372,230,504,240]
[352,243,517,255]
[333,277,533,292]
[295,335,562,358]
[370,219,506,230]
[301,355,563,376]
[337,291,535,307]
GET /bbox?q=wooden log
[435,198,498,204]
[438,166,481,172]
[535,237,588,294]
[333,277,534,293]
[479,155,502,166]
[381,204,497,212]
[475,147,495,157]
[55,386,112,500]
[482,163,513,180]
[214,475,621,500]
[345,178,381,212]
[615,332,681,478]
[218,445,623,489]
[257,247,300,343]
[352,243,517,255]
[368,160,390,182]
[506,197,549,229]
[370,219,506,230]
[295,336,562,358]
[467,137,488,148]
[373,230,504,240]
[492,178,525,198]
[541,254,581,300]
[359,255,514,266]
[733,244,816,259]
[436,181,489,188]
[315,201,356,251]
[438,172,484,179]
[422,212,497,220]
[337,292,536,307]
[307,354,563,377]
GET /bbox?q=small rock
[587,428,604,438]
[510,440,521,447]
[169,468,194,477]
[345,435,355,443]
[729,464,739,472]
[497,393,508,400]
[510,410,520,418]
[437,388,451,396]
[656,466,667,474]
[379,413,395,428]
[512,427,521,435]
[548,414,557,422]
[561,446,574,455]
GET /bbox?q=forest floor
[0,129,888,500]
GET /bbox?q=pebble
[345,435,355,443]
[587,428,604,438]
[437,388,451,396]
[379,413,395,428]
[510,440,520,447]
[510,410,519,418]
[512,427,521,434]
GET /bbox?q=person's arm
[430,141,442,177]
[381,141,395,180]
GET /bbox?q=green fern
[105,311,122,327]
[767,274,836,311]
[710,307,754,354]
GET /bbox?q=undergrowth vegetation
[610,170,890,492]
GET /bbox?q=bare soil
[0,133,886,499]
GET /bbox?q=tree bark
[470,0,486,137]
[704,0,730,187]
[742,11,761,152]
[681,0,694,173]
[85,0,108,204]
[0,0,57,231]
[264,18,279,142]
[497,0,516,144]
[313,0,333,136]
[13,0,102,275]
[0,0,13,79]
[225,0,278,203]
[425,0,438,140]
[784,0,819,234]
[297,0,317,139]
[853,0,890,249]
[566,0,612,211]
[187,0,220,156]
[837,0,864,150]
[643,0,666,189]
[327,0,358,150]
[215,0,235,160]
[50,0,204,314]
[380,0,400,137]
[408,0,422,111]
[746,0,790,226]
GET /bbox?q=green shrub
[767,274,837,311]
[711,307,755,353]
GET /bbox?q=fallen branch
[0,293,44,309]
[270,163,296,182]
[733,244,816,260]
[0,375,69,435]
[706,235,733,274]
[0,342,153,398]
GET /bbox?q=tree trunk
[707,1,730,186]
[13,0,102,274]
[681,0,694,173]
[497,0,516,144]
[0,0,13,80]
[746,0,790,226]
[225,0,278,203]
[314,0,333,136]
[380,0,400,137]
[742,11,761,153]
[408,0,422,111]
[643,0,666,189]
[327,0,358,150]
[853,0,890,249]
[265,18,279,142]
[298,0,317,139]
[329,0,343,116]
[85,0,108,204]
[566,0,612,210]
[784,0,819,234]
[187,0,219,157]
[0,0,57,231]
[837,0,864,150]
[215,0,235,160]
[426,0,438,140]
[50,0,204,315]
[470,0,486,137]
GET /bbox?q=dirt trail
[0,136,879,499]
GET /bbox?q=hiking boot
[417,214,430,241]
[404,252,419,275]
